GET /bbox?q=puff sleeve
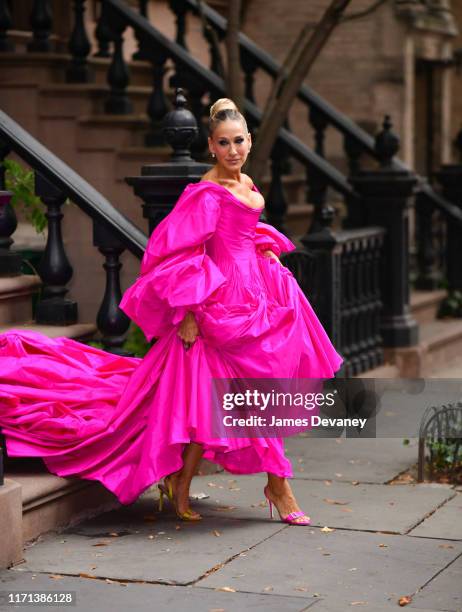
[119,184,226,341]
[254,221,296,258]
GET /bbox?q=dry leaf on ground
[215,586,236,592]
[323,498,350,505]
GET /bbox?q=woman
[0,99,342,526]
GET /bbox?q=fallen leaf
[190,492,210,499]
[208,482,218,487]
[109,532,119,537]
[209,609,226,612]
[340,507,353,513]
[438,544,454,549]
[351,481,359,486]
[322,553,331,556]
[378,543,388,548]
[398,595,413,606]
[79,573,97,579]
[324,480,332,486]
[48,575,63,580]
[213,505,237,511]
[212,530,221,537]
[263,586,273,592]
[323,498,350,505]
[105,578,118,584]
[90,566,97,570]
[348,567,357,571]
[321,526,335,533]
[229,487,241,491]
[335,473,343,477]
[350,602,368,606]
[294,586,308,591]
[215,586,236,592]
[91,542,109,547]
[148,535,155,540]
[175,525,181,530]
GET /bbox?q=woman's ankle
[267,475,290,496]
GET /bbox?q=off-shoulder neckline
[192,180,264,212]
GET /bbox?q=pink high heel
[264,485,311,526]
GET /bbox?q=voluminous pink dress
[0,181,343,504]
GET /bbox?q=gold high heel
[157,476,202,521]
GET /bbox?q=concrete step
[38,83,154,118]
[0,322,97,341]
[0,52,154,88]
[0,275,42,326]
[410,289,447,325]
[357,363,400,378]
[115,146,173,182]
[76,114,150,151]
[384,318,462,377]
[0,463,121,569]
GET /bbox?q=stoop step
[0,459,122,570]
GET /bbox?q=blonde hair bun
[209,98,239,119]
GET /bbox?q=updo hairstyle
[208,98,248,135]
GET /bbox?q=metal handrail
[0,110,147,257]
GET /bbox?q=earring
[211,152,216,158]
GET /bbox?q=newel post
[350,116,418,347]
[126,88,211,234]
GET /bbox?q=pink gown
[0,181,343,504]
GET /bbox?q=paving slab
[8,499,284,585]
[0,570,314,612]
[284,437,419,483]
[408,494,462,541]
[308,597,448,611]
[188,474,455,534]
[409,554,462,612]
[196,528,462,608]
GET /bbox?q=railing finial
[162,88,198,163]
[375,114,399,168]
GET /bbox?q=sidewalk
[1,437,461,612]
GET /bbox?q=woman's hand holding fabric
[263,249,282,264]
[178,311,199,350]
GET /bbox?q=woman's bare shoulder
[241,173,254,188]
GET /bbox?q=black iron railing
[0,109,147,339]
